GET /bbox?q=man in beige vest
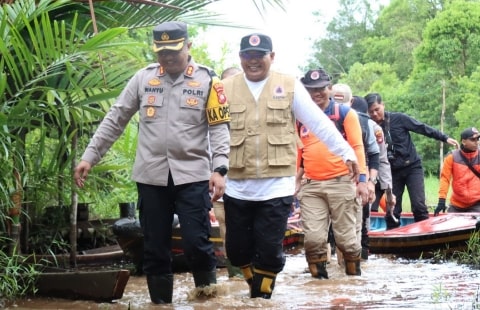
[221,33,364,299]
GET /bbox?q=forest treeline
[301,0,480,175]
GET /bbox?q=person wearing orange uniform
[435,127,480,215]
[295,68,368,279]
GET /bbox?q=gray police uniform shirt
[81,59,230,186]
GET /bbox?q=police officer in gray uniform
[74,21,230,304]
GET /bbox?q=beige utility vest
[223,72,297,179]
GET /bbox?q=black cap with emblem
[239,33,272,53]
[152,21,188,52]
[300,68,332,88]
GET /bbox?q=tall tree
[339,61,400,97]
[455,66,480,135]
[415,0,480,78]
[363,0,445,81]
[395,0,480,174]
[304,0,379,77]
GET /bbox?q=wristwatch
[369,177,378,185]
[214,165,228,176]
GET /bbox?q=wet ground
[8,249,480,310]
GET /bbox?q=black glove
[434,198,446,216]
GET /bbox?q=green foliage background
[305,0,480,178]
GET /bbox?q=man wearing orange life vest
[295,68,368,278]
[435,127,480,215]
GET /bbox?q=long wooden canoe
[35,267,130,301]
[23,244,126,266]
[368,213,480,257]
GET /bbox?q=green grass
[0,243,40,306]
[400,175,440,213]
[453,231,480,266]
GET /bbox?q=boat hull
[368,213,480,257]
[35,268,130,301]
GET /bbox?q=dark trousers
[223,194,292,274]
[361,204,370,249]
[370,183,384,212]
[387,161,429,229]
[138,173,216,275]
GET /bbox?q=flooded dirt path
[10,251,480,309]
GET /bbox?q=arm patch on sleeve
[375,128,384,144]
[206,76,230,125]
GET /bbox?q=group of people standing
[73,21,480,304]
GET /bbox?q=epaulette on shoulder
[145,63,160,70]
[197,64,218,78]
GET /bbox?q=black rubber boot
[192,270,217,287]
[309,261,329,279]
[250,268,277,299]
[146,274,174,304]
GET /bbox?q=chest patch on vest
[273,85,286,98]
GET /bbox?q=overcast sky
[205,0,338,77]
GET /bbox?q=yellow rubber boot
[250,268,277,299]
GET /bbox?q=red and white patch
[213,82,227,104]
[310,71,320,80]
[334,94,345,101]
[249,35,261,47]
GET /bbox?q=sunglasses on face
[239,51,269,60]
[467,137,480,142]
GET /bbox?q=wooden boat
[35,267,130,301]
[112,214,304,272]
[23,244,127,266]
[368,213,480,258]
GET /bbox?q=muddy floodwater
[9,250,480,310]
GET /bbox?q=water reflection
[10,250,480,309]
